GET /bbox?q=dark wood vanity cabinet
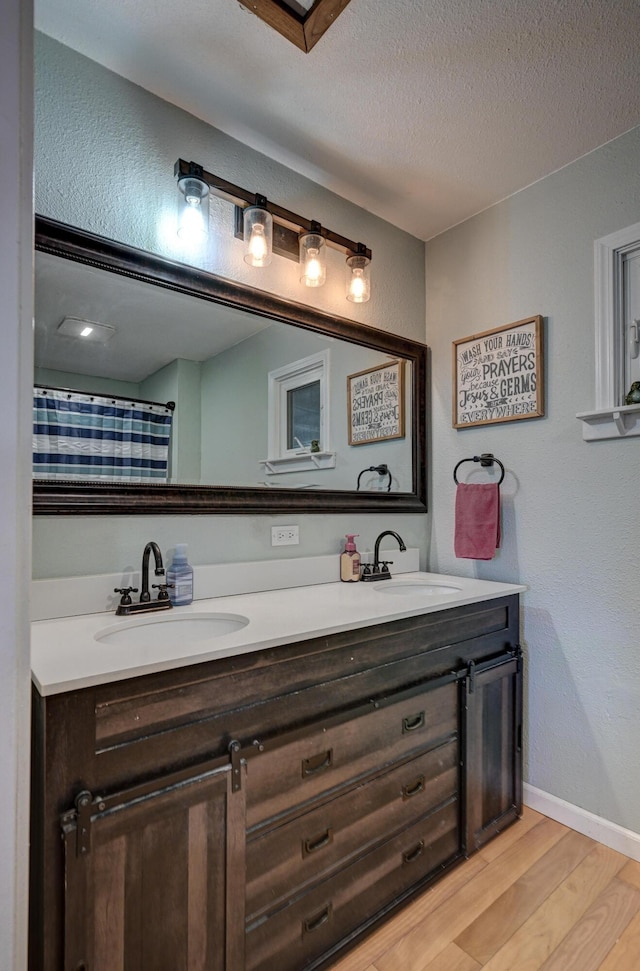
[30,594,521,971]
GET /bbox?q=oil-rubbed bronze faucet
[361,530,407,582]
[140,541,165,602]
[114,541,173,615]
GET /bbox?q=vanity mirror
[33,216,427,515]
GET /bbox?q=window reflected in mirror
[287,382,320,450]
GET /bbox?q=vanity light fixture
[176,162,210,242]
[299,221,327,287]
[174,158,371,301]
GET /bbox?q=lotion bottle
[167,544,194,605]
[340,534,361,582]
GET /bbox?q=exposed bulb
[349,268,366,301]
[178,200,206,241]
[305,250,323,286]
[177,175,209,242]
[346,251,371,303]
[299,229,326,287]
[243,203,273,266]
[249,224,268,264]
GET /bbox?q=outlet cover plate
[271,525,299,546]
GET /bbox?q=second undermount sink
[374,579,462,596]
[95,612,250,649]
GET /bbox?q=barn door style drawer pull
[402,711,425,733]
[302,748,333,777]
[303,903,332,934]
[402,840,425,864]
[402,775,425,800]
[303,827,333,856]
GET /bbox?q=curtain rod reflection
[34,384,175,411]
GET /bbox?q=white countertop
[31,572,525,696]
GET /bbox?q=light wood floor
[329,807,640,971]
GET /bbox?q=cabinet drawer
[246,739,458,920]
[246,679,458,828]
[245,798,460,971]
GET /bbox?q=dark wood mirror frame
[33,216,428,516]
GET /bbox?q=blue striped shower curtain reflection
[33,387,174,482]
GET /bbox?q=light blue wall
[33,33,428,577]
[426,125,640,832]
[200,324,412,491]
[34,367,141,399]
[141,359,202,484]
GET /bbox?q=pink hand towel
[454,482,501,560]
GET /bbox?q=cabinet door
[60,761,244,971]
[464,649,523,852]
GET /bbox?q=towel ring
[453,453,505,485]
[356,463,392,492]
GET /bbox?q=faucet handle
[370,560,393,575]
[114,586,139,606]
[152,582,173,601]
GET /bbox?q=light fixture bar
[174,158,371,264]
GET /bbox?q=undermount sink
[374,579,462,596]
[95,612,250,649]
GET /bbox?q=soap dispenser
[340,534,361,583]
[166,544,194,605]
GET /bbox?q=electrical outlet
[271,524,299,546]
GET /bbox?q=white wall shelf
[259,451,336,474]
[576,403,640,440]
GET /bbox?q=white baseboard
[524,783,640,862]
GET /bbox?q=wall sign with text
[347,360,405,445]
[452,315,544,428]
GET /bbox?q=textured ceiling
[34,252,273,382]
[35,0,640,241]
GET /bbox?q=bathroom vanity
[29,576,523,971]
